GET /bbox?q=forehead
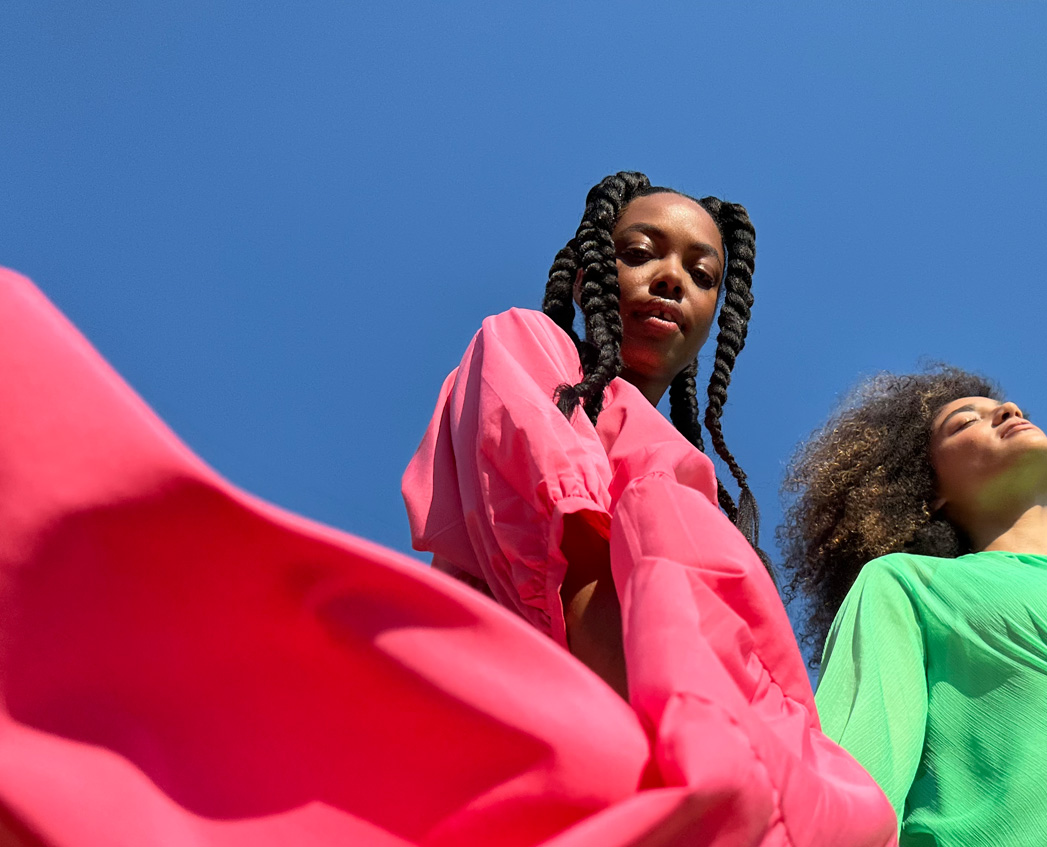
[614,194,722,250]
[932,395,998,427]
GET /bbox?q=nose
[993,401,1024,425]
[650,258,686,300]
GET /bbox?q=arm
[559,512,627,699]
[815,558,929,821]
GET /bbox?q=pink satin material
[404,309,899,845]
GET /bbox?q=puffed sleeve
[816,556,929,822]
[403,309,614,647]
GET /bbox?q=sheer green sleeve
[815,556,928,822]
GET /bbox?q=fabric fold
[0,270,651,847]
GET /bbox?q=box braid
[541,171,774,580]
[541,171,650,420]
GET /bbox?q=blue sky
[3,2,1046,649]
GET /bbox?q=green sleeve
[815,557,928,822]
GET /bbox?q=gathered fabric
[404,308,898,846]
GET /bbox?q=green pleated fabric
[816,550,1047,846]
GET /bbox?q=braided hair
[541,171,770,576]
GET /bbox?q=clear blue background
[3,2,1045,654]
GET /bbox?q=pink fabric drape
[404,309,899,846]
[0,271,895,846]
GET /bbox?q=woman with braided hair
[540,174,762,539]
[781,367,1047,845]
[403,172,897,845]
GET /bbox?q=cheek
[615,264,644,299]
[931,461,959,503]
[931,439,992,502]
[690,292,720,348]
[930,443,961,491]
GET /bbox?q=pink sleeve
[607,473,898,846]
[403,309,614,647]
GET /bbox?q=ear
[573,269,583,307]
[929,495,946,515]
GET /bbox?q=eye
[617,245,653,265]
[954,417,978,432]
[690,267,717,290]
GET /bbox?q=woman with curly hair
[403,171,898,844]
[781,366,1047,846]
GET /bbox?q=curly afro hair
[778,365,999,662]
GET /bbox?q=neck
[618,367,668,406]
[973,502,1047,555]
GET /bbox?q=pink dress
[0,268,894,847]
[404,308,899,845]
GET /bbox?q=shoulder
[479,308,573,348]
[836,552,952,620]
[821,553,940,666]
[854,552,947,588]
[858,548,950,582]
[472,308,581,375]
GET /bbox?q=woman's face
[609,193,724,402]
[930,396,1047,521]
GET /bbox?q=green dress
[816,550,1047,846]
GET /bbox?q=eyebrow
[937,403,984,431]
[616,223,722,262]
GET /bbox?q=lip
[633,299,686,331]
[1000,419,1039,439]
